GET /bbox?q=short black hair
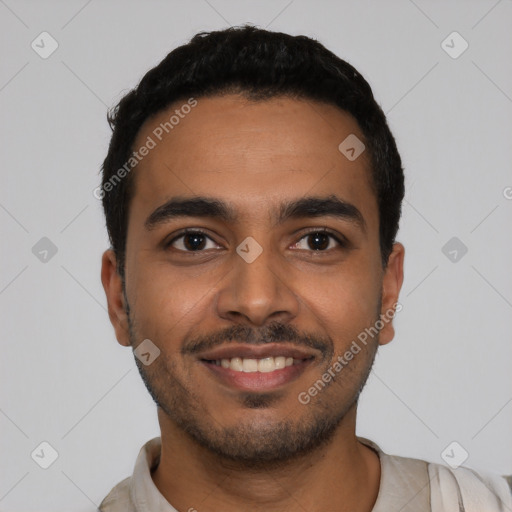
[100,25,404,276]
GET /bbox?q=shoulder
[358,437,512,511]
[426,461,512,511]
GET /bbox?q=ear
[101,249,131,347]
[378,242,405,346]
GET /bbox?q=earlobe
[378,242,405,346]
[101,249,131,347]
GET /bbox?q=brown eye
[166,230,219,252]
[182,233,207,251]
[306,232,331,251]
[292,230,344,252]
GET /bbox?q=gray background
[1,0,511,510]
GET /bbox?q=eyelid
[294,227,348,249]
[165,227,348,252]
[164,228,219,249]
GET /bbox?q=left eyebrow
[276,194,366,233]
[144,194,366,233]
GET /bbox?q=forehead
[129,94,377,230]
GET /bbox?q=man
[98,25,511,511]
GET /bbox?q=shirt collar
[130,437,178,511]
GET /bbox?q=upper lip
[197,343,317,361]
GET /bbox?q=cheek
[126,264,203,340]
[299,261,382,333]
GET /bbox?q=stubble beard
[125,294,378,468]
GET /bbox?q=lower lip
[201,359,313,392]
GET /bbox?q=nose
[215,238,300,327]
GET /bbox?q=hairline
[117,90,384,273]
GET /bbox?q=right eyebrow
[145,197,237,230]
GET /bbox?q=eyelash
[164,228,347,253]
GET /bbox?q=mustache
[181,321,333,359]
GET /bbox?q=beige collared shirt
[99,436,512,511]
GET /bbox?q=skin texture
[101,94,404,512]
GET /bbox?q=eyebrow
[144,194,366,232]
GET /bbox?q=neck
[151,405,381,512]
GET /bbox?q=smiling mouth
[197,343,318,391]
[202,356,313,373]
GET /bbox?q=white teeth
[242,358,258,373]
[230,357,243,371]
[258,357,275,373]
[275,356,286,369]
[215,356,303,373]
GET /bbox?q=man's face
[102,94,403,464]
